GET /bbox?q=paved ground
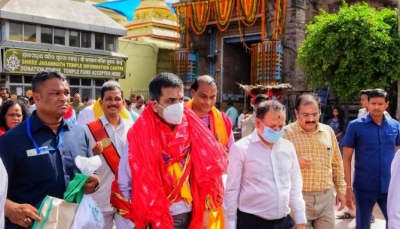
[222,174,387,228]
[335,205,386,229]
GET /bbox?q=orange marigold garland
[170,50,190,81]
[279,0,287,38]
[237,0,260,27]
[237,15,252,51]
[214,0,235,32]
[261,0,266,40]
[173,3,188,33]
[251,41,281,85]
[190,1,211,35]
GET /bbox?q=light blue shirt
[226,106,239,126]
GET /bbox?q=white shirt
[83,116,133,212]
[388,150,400,229]
[132,106,144,115]
[0,158,7,229]
[118,141,192,217]
[224,130,306,229]
[237,113,244,129]
[29,104,36,114]
[77,104,96,126]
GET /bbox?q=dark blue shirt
[0,111,91,228]
[343,114,400,193]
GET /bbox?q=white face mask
[157,102,184,125]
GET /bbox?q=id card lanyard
[26,117,64,155]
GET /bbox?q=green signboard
[3,49,126,78]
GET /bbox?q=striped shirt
[283,121,346,195]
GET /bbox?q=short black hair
[83,97,90,102]
[149,72,183,102]
[227,102,233,106]
[190,75,217,91]
[0,100,28,130]
[256,100,286,120]
[295,93,320,110]
[0,87,10,94]
[100,80,122,100]
[32,70,67,92]
[254,94,269,106]
[368,88,389,102]
[136,95,144,101]
[124,98,132,105]
[360,89,372,95]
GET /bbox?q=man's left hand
[83,175,100,194]
[203,210,209,229]
[336,193,346,211]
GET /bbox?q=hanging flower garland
[261,0,266,40]
[275,0,287,39]
[250,41,280,85]
[173,3,188,32]
[170,50,190,81]
[190,1,211,35]
[237,0,260,27]
[213,0,235,32]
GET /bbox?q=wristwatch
[94,182,100,192]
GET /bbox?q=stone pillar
[283,0,307,91]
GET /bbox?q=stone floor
[222,174,387,229]
[335,205,386,229]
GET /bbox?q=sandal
[337,212,355,219]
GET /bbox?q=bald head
[191,75,217,91]
[87,99,96,106]
[190,75,218,115]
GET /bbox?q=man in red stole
[187,75,233,229]
[111,73,227,229]
[188,75,233,149]
[84,81,134,229]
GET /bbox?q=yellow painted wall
[156,49,174,74]
[118,39,159,100]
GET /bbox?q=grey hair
[100,80,123,99]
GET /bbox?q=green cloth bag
[63,173,89,204]
[32,173,89,229]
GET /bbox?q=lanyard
[26,117,64,155]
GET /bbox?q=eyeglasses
[6,113,22,118]
[299,112,321,118]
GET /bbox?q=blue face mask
[262,124,284,143]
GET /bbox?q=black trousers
[147,212,191,229]
[237,209,295,229]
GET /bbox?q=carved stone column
[283,0,307,90]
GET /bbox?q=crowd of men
[0,70,400,229]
